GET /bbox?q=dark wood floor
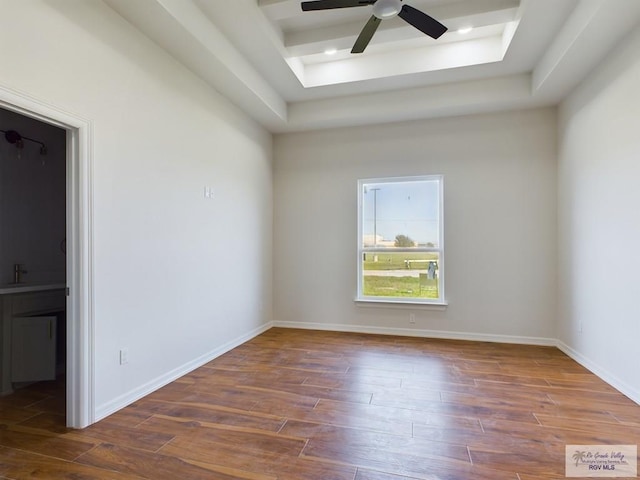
[0,328,638,479]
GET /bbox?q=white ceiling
[104,0,640,132]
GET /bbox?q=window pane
[362,180,440,249]
[362,252,440,299]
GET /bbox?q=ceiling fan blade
[351,15,382,53]
[302,0,375,11]
[398,4,447,39]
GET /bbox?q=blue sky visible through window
[363,180,439,246]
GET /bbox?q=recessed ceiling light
[324,48,338,55]
[458,27,473,35]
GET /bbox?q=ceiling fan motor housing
[373,0,402,19]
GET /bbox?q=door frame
[0,84,94,428]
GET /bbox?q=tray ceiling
[104,0,640,132]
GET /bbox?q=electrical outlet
[409,313,416,325]
[119,348,129,365]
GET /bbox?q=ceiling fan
[301,0,448,54]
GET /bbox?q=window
[357,175,444,304]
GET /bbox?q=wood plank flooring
[0,328,638,479]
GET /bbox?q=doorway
[0,85,93,428]
[0,106,67,418]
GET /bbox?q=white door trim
[0,84,94,428]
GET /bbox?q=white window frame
[356,175,446,306]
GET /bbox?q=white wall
[274,108,557,342]
[558,26,640,402]
[0,0,272,419]
[0,108,66,285]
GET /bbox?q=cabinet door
[11,316,57,383]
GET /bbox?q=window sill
[354,298,448,310]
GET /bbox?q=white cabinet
[0,287,65,394]
[11,315,57,383]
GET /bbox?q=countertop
[0,283,66,295]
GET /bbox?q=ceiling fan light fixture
[324,47,338,55]
[457,26,472,34]
[372,0,402,19]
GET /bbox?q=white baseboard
[556,340,640,405]
[94,322,273,422]
[272,320,557,346]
